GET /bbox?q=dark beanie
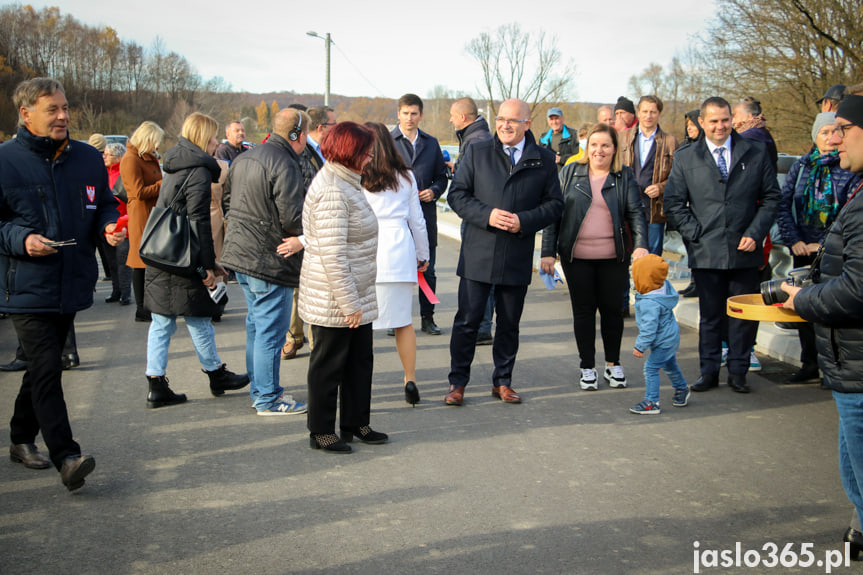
[837,95,863,129]
[614,96,635,115]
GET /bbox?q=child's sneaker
[580,368,598,391]
[604,364,627,388]
[630,400,661,414]
[749,350,762,372]
[672,387,691,407]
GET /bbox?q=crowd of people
[2,76,863,562]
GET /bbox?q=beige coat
[299,162,378,327]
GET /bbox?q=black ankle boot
[205,364,250,396]
[843,527,863,560]
[309,434,352,453]
[341,425,388,444]
[147,375,187,408]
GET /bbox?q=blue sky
[30,0,717,104]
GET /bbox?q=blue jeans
[833,392,863,527]
[643,345,687,402]
[146,313,222,376]
[236,273,292,411]
[647,222,665,256]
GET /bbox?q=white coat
[363,171,430,284]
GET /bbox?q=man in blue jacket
[0,78,123,491]
[664,96,780,394]
[391,94,449,335]
[444,98,563,405]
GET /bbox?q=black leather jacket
[220,134,306,287]
[541,162,647,263]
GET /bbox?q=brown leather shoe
[492,386,522,403]
[60,454,95,492]
[9,443,51,469]
[281,339,303,360]
[445,385,465,406]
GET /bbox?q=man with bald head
[448,97,491,173]
[444,98,563,405]
[220,108,311,415]
[597,105,615,127]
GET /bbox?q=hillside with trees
[1,2,859,153]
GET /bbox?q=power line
[330,42,386,98]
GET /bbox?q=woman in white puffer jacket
[299,121,384,454]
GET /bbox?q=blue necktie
[507,147,517,167]
[716,146,728,181]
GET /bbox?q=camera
[760,266,812,305]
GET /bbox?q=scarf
[734,114,767,133]
[802,149,840,228]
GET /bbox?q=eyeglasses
[324,122,337,126]
[495,117,528,126]
[833,122,856,139]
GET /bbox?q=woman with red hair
[299,121,385,453]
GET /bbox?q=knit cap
[614,96,635,115]
[811,112,836,143]
[632,254,668,294]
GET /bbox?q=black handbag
[112,176,128,204]
[138,172,201,277]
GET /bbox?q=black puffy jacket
[795,183,863,393]
[144,137,221,318]
[220,134,307,288]
[541,162,648,263]
[0,127,118,314]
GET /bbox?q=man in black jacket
[665,97,780,394]
[391,93,449,335]
[449,97,495,344]
[444,98,563,405]
[0,78,124,491]
[782,94,863,545]
[220,109,309,416]
[539,107,579,171]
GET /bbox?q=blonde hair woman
[143,113,249,408]
[121,120,165,321]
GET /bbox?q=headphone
[288,112,303,141]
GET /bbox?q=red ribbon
[418,271,439,304]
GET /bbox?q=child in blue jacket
[630,254,689,414]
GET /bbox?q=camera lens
[760,279,789,305]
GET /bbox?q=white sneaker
[580,368,598,391]
[604,365,627,388]
[720,347,728,367]
[749,351,762,372]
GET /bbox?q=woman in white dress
[362,122,430,405]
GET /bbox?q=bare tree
[696,0,863,152]
[466,23,575,119]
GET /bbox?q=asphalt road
[0,236,852,575]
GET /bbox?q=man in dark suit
[391,93,449,335]
[664,96,780,393]
[444,98,563,405]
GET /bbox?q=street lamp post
[306,31,331,106]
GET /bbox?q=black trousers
[559,258,628,368]
[306,323,373,435]
[448,278,528,388]
[9,313,80,469]
[12,323,77,361]
[132,267,146,314]
[792,253,818,366]
[692,267,760,376]
[419,243,437,317]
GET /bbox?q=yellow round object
[726,294,806,322]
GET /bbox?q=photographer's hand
[780,283,803,311]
